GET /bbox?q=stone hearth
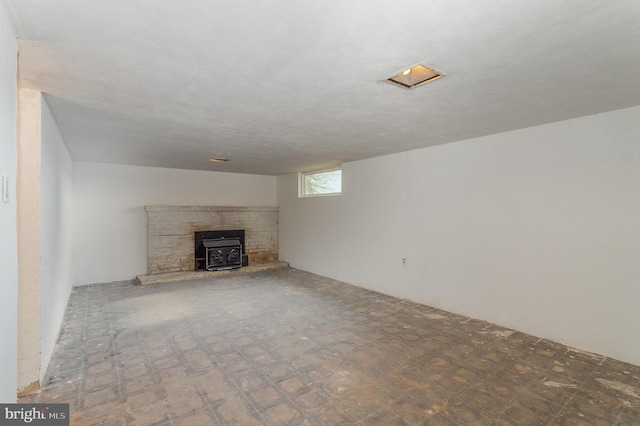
[135,260,289,286]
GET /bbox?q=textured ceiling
[5,0,640,175]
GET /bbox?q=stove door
[206,246,242,270]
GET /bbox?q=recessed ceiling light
[209,157,229,162]
[385,64,443,90]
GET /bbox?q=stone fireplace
[145,206,278,275]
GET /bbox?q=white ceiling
[5,1,640,176]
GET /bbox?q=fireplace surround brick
[146,206,278,274]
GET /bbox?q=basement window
[300,168,342,197]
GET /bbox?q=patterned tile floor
[21,268,640,425]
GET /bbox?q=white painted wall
[39,98,73,381]
[279,106,640,366]
[73,163,277,285]
[0,3,18,403]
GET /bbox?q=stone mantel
[146,205,279,275]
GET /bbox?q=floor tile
[20,269,640,425]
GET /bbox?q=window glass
[301,169,341,196]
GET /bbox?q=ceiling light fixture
[385,64,443,90]
[209,157,229,162]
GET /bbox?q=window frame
[298,167,342,198]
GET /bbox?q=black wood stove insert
[194,230,245,271]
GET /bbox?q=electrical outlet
[402,257,406,265]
